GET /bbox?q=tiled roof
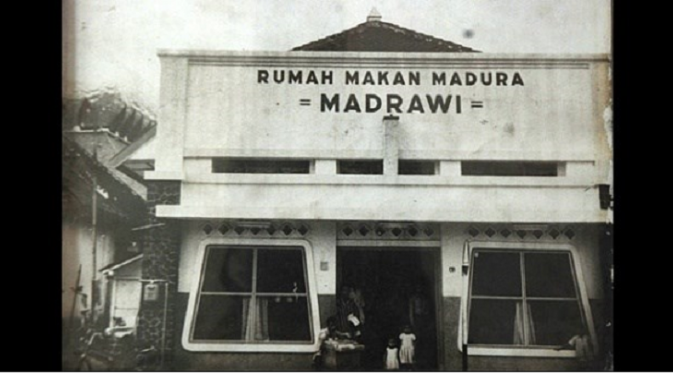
[292,19,479,53]
[62,91,156,144]
[62,135,147,222]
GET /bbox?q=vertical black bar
[462,343,468,371]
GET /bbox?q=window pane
[192,295,247,340]
[201,248,253,292]
[471,251,521,296]
[264,296,312,341]
[525,253,576,298]
[529,300,584,346]
[468,299,518,345]
[257,249,306,293]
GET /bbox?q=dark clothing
[336,298,358,334]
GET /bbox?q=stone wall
[136,181,181,369]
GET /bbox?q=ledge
[157,49,610,65]
[144,171,185,181]
[183,173,598,188]
[466,346,577,358]
[155,205,607,223]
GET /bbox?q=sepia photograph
[61,1,613,370]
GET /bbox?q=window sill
[466,346,576,358]
[182,340,319,353]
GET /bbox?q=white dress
[385,347,400,370]
[399,333,416,364]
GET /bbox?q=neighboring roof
[109,126,157,168]
[62,90,156,144]
[64,129,130,164]
[99,254,143,273]
[62,135,148,223]
[292,13,479,53]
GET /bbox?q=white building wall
[62,222,117,318]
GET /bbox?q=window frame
[182,238,321,353]
[458,241,597,358]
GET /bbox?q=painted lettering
[432,72,446,85]
[320,94,339,112]
[393,72,406,85]
[321,71,333,85]
[344,94,361,112]
[407,95,425,113]
[450,72,462,86]
[387,94,403,113]
[362,72,376,85]
[426,95,452,113]
[288,70,302,84]
[258,70,269,83]
[366,94,382,113]
[345,71,359,85]
[481,72,492,86]
[306,71,319,84]
[496,72,508,86]
[466,73,477,86]
[378,72,389,85]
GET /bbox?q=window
[212,158,311,174]
[337,160,383,174]
[184,242,319,352]
[461,161,560,177]
[467,249,588,349]
[398,160,436,175]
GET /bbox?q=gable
[292,20,478,53]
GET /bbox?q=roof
[62,91,156,144]
[99,254,143,273]
[62,135,148,223]
[292,16,479,53]
[109,126,157,168]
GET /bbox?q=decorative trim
[158,50,608,66]
[337,222,439,241]
[465,225,577,241]
[199,221,311,239]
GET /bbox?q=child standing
[384,338,400,370]
[399,326,416,370]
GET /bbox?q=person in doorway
[336,286,359,338]
[383,338,400,371]
[351,287,366,326]
[399,325,416,370]
[313,316,341,371]
[408,286,428,330]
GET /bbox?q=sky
[62,0,611,114]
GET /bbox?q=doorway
[337,247,440,371]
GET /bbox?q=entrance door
[337,247,440,371]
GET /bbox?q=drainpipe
[461,241,470,371]
[383,115,399,176]
[161,281,169,368]
[91,145,99,325]
[139,278,169,368]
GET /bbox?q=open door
[337,247,440,371]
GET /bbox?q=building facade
[126,16,612,371]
